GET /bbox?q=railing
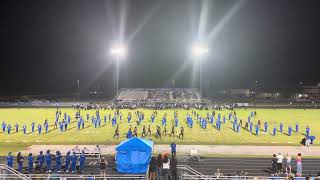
[180,174,312,180]
[0,174,147,179]
[178,164,209,179]
[0,164,31,180]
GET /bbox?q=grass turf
[0,108,319,155]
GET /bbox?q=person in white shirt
[162,155,170,180]
[285,154,292,174]
[305,138,311,147]
[277,153,284,174]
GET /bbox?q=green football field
[0,108,319,155]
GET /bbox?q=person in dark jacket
[99,157,106,177]
[156,154,163,180]
[170,156,178,180]
[17,152,24,173]
[271,154,278,175]
[149,156,157,180]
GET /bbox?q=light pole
[110,43,127,95]
[191,42,208,97]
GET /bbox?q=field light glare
[110,44,127,57]
[191,43,208,57]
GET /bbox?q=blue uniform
[174,118,178,127]
[236,123,240,132]
[31,122,35,132]
[77,121,81,130]
[28,156,33,173]
[280,123,283,133]
[264,122,268,132]
[2,122,6,132]
[45,123,49,133]
[79,154,85,172]
[23,125,27,134]
[71,154,78,173]
[37,153,44,171]
[45,153,51,172]
[273,127,277,136]
[65,153,71,172]
[38,125,42,135]
[295,123,299,132]
[126,131,133,139]
[288,126,292,136]
[249,123,253,132]
[15,124,19,133]
[255,125,259,135]
[7,155,13,168]
[7,125,11,134]
[56,153,62,172]
[306,127,310,137]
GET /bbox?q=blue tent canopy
[116,137,153,174]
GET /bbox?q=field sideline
[0,108,319,155]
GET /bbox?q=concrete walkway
[20,144,320,156]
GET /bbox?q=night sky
[1,0,320,97]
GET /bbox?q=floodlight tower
[110,43,127,95]
[191,42,208,97]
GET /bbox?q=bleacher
[116,88,201,103]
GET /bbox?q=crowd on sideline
[149,142,178,180]
[271,152,303,177]
[5,145,104,175]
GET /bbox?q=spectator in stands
[149,157,157,180]
[285,154,292,174]
[162,155,170,180]
[276,153,283,174]
[156,154,163,180]
[170,156,177,180]
[99,157,106,177]
[271,154,277,176]
[295,153,302,176]
[6,152,13,168]
[170,142,176,157]
[17,152,24,173]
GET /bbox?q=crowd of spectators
[172,89,200,100]
[271,152,303,177]
[147,90,170,101]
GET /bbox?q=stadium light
[191,42,208,97]
[110,43,127,95]
[191,42,208,58]
[110,44,127,58]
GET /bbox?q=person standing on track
[170,142,176,157]
[7,152,13,168]
[178,127,184,140]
